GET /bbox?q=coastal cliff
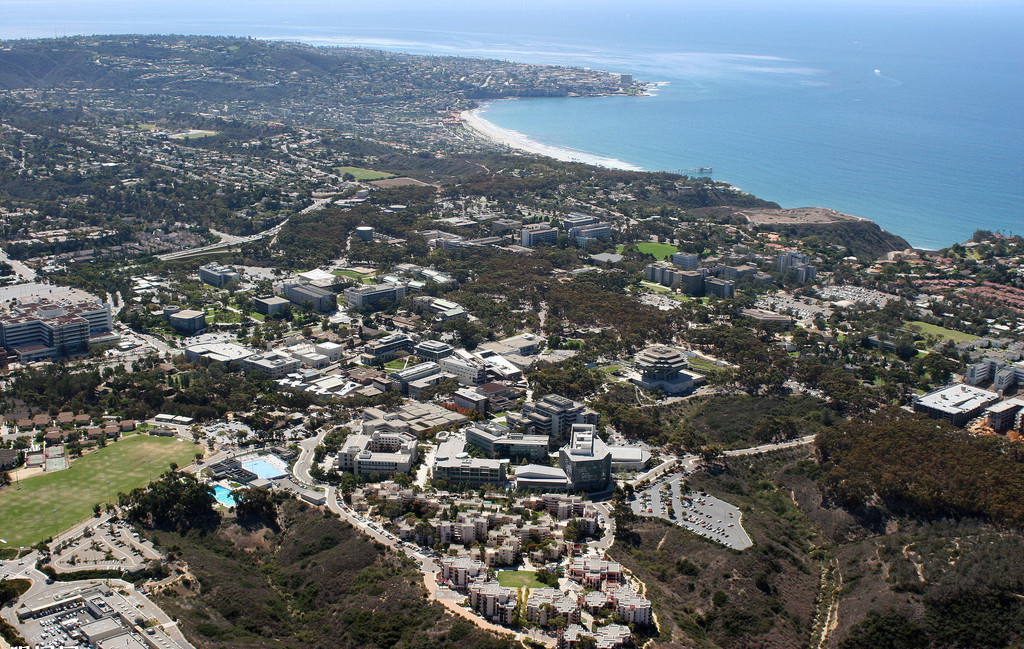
[741,207,910,259]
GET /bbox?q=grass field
[0,435,201,548]
[333,166,396,181]
[206,308,243,324]
[332,270,366,279]
[636,242,679,260]
[906,321,979,344]
[687,355,724,374]
[495,570,547,589]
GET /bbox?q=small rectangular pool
[213,484,236,506]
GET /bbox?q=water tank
[355,226,374,241]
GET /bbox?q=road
[724,435,817,457]
[292,428,328,486]
[0,246,37,281]
[157,217,292,261]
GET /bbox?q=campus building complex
[0,299,115,361]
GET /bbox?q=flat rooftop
[917,384,999,414]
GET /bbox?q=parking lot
[49,518,162,573]
[10,580,194,649]
[631,471,753,550]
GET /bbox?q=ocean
[2,0,1021,249]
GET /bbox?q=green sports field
[636,242,680,260]
[0,435,201,548]
[333,166,396,181]
[495,570,547,589]
[906,321,979,344]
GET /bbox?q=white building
[335,430,418,477]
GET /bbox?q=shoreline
[460,103,939,251]
[460,104,644,172]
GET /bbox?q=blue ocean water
[2,0,1021,248]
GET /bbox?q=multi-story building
[363,333,416,362]
[439,352,488,386]
[559,424,612,492]
[985,399,1024,434]
[527,588,581,626]
[506,393,599,443]
[252,295,291,316]
[453,388,490,414]
[361,402,467,437]
[335,430,418,477]
[966,358,1024,392]
[198,262,239,287]
[720,264,756,281]
[671,252,700,269]
[467,580,517,625]
[240,350,302,378]
[439,556,488,589]
[413,339,455,361]
[644,262,681,287]
[561,213,598,229]
[465,421,549,460]
[432,433,506,486]
[344,282,408,309]
[389,361,441,387]
[282,283,337,312]
[704,277,735,298]
[567,556,623,588]
[913,384,1000,426]
[793,264,818,283]
[562,624,632,649]
[632,345,703,394]
[521,224,559,247]
[777,250,816,284]
[167,309,207,336]
[569,222,611,246]
[608,587,652,626]
[777,250,810,271]
[0,299,113,361]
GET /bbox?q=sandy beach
[460,105,644,171]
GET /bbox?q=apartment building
[439,556,488,588]
[467,580,517,625]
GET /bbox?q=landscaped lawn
[636,242,679,260]
[332,270,366,279]
[206,308,243,324]
[0,435,201,548]
[687,355,724,374]
[333,166,396,181]
[906,321,979,344]
[495,570,547,589]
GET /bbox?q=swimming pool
[242,458,288,480]
[213,484,236,506]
